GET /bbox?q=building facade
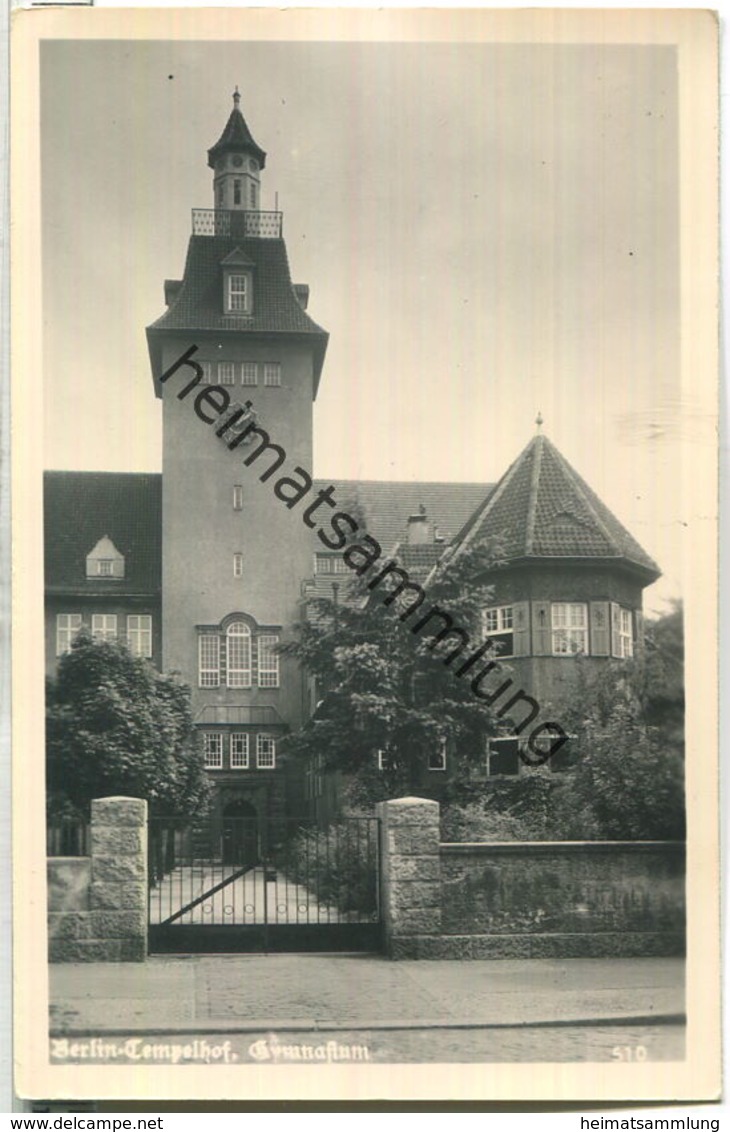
[44,93,660,820]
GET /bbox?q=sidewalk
[49,954,685,1035]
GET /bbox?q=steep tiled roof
[147,236,328,392]
[44,472,161,596]
[308,479,491,602]
[453,435,660,581]
[207,106,266,169]
[314,480,490,555]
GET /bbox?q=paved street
[50,954,685,1065]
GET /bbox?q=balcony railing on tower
[192,209,283,239]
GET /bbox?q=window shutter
[634,609,644,653]
[589,601,610,656]
[512,601,530,656]
[531,601,552,656]
[610,602,622,658]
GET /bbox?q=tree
[46,631,211,819]
[536,618,685,841]
[441,606,686,843]
[282,537,508,808]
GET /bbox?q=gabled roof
[221,247,255,268]
[308,479,491,602]
[147,235,329,395]
[453,434,660,582]
[44,472,162,597]
[207,105,266,169]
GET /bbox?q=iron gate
[148,814,382,953]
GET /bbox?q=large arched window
[226,622,252,688]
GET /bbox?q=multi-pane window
[226,622,252,688]
[97,560,114,577]
[203,733,224,769]
[241,363,258,387]
[230,733,250,769]
[482,605,515,657]
[551,603,588,655]
[92,614,117,642]
[617,607,634,658]
[257,634,280,688]
[256,735,276,769]
[233,485,243,511]
[315,554,348,574]
[199,634,220,687]
[233,552,243,577]
[200,361,213,385]
[227,275,248,313]
[127,615,152,658]
[233,179,242,206]
[218,361,236,386]
[56,613,82,656]
[263,363,281,387]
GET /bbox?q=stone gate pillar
[377,796,441,959]
[88,796,148,961]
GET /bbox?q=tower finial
[233,86,241,109]
[535,411,544,434]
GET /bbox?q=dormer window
[86,536,124,580]
[227,274,249,312]
[221,248,255,315]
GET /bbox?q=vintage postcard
[11,7,720,1105]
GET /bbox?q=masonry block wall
[47,796,148,962]
[378,797,685,960]
[377,797,442,957]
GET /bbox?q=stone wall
[48,796,148,963]
[378,797,685,959]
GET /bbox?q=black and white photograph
[11,7,720,1104]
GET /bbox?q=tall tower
[147,92,328,822]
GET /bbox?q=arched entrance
[221,798,259,868]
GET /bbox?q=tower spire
[207,89,266,212]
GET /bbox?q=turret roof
[453,433,660,581]
[207,102,266,169]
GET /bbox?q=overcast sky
[41,38,684,611]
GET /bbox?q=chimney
[407,505,431,545]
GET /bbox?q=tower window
[257,634,280,688]
[233,179,242,206]
[233,552,244,577]
[203,733,224,770]
[218,362,236,386]
[250,183,257,208]
[226,621,252,688]
[614,606,634,658]
[256,735,276,769]
[482,605,515,657]
[263,363,281,387]
[230,733,250,769]
[127,615,152,658]
[552,603,588,655]
[217,183,224,208]
[199,635,220,688]
[226,271,248,312]
[233,485,243,511]
[241,363,258,386]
